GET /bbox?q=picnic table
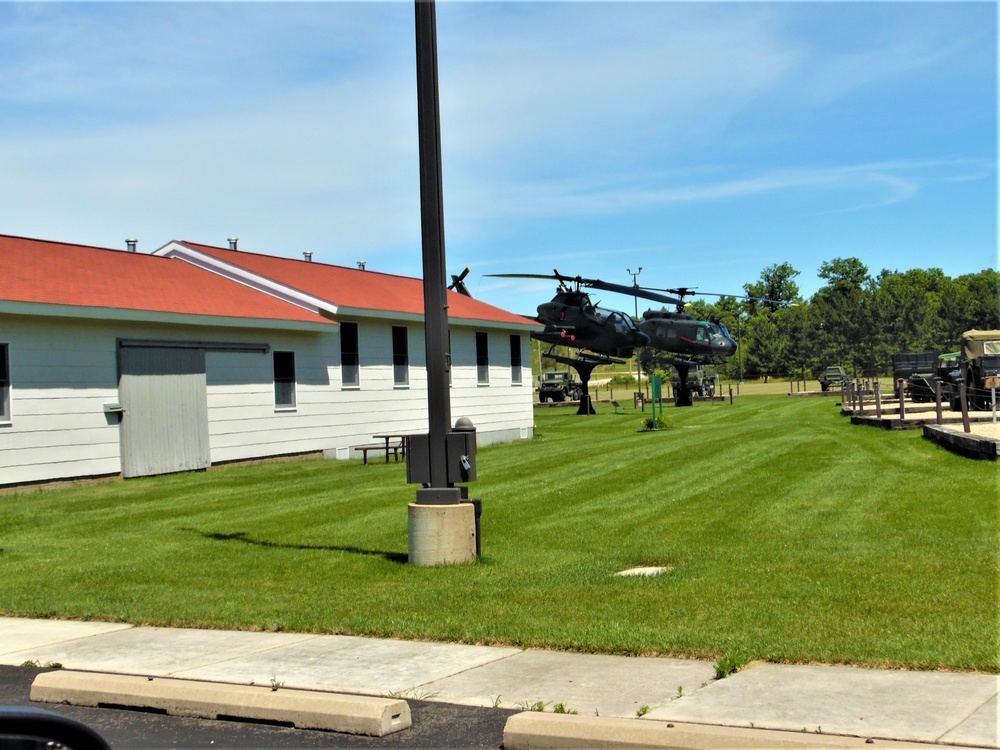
[359,434,410,464]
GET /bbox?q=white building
[0,234,538,487]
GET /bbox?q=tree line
[678,260,999,381]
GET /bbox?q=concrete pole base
[408,502,476,566]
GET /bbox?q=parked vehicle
[958,330,1000,410]
[891,351,939,395]
[670,366,717,398]
[908,352,959,403]
[818,366,848,392]
[538,370,583,402]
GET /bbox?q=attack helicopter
[485,270,682,359]
[486,270,745,411]
[486,270,683,413]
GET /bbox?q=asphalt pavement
[1,617,996,749]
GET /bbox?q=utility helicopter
[638,287,738,361]
[487,272,739,362]
[486,270,682,359]
[486,270,744,410]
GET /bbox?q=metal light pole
[628,267,643,403]
[737,309,744,384]
[414,0,451,493]
[409,0,477,565]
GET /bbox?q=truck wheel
[820,382,829,392]
[554,391,565,402]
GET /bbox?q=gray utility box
[406,431,477,485]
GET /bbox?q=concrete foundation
[408,502,476,566]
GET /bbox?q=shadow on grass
[186,529,408,564]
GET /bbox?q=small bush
[641,416,672,431]
[610,374,636,387]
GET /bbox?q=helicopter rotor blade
[448,266,472,296]
[485,273,566,281]
[585,279,682,305]
[648,286,792,307]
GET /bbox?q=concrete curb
[502,713,944,749]
[30,670,410,737]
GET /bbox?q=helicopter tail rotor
[448,267,472,297]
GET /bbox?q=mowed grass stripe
[0,395,996,670]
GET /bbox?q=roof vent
[357,261,366,271]
[125,238,137,253]
[303,251,313,262]
[227,237,238,251]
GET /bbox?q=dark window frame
[476,331,490,385]
[392,326,409,387]
[0,343,9,421]
[510,334,522,385]
[273,350,296,409]
[341,322,360,388]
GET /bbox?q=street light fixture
[628,267,643,403]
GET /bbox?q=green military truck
[891,351,939,397]
[958,330,1000,411]
[670,366,718,398]
[818,366,848,392]
[538,370,583,403]
[908,351,959,403]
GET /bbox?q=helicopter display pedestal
[543,351,622,416]
[408,502,476,567]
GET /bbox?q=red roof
[176,241,537,327]
[0,234,332,326]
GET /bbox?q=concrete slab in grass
[31,670,410,737]
[504,713,948,750]
[648,664,1000,747]
[3,626,319,676]
[416,649,716,718]
[0,617,134,661]
[173,634,523,696]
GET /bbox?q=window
[476,331,489,385]
[0,344,9,421]
[341,322,359,388]
[510,335,522,385]
[392,326,409,386]
[273,351,296,408]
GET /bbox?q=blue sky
[1,1,995,317]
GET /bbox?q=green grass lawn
[2,396,997,672]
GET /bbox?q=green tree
[744,262,801,314]
[812,258,874,375]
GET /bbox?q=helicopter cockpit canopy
[592,306,641,335]
[707,322,737,352]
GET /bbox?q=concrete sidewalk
[1,617,996,748]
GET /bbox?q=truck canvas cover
[961,330,1000,359]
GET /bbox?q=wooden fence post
[935,378,943,425]
[960,379,971,433]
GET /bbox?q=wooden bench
[356,442,403,465]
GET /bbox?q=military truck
[958,330,1000,411]
[670,366,716,398]
[908,352,959,403]
[818,366,848,392]
[891,351,939,395]
[538,370,583,402]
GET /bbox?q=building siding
[1,313,534,487]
